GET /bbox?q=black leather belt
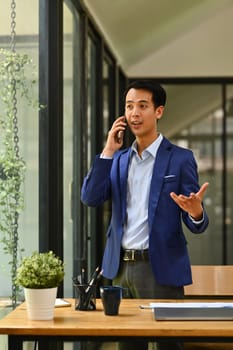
[122,249,149,262]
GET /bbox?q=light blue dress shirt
[122,134,163,250]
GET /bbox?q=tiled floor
[0,338,155,350]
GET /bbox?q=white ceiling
[2,0,231,136]
[83,0,233,77]
[82,0,233,137]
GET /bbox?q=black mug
[100,285,122,315]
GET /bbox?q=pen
[81,268,85,284]
[82,269,103,310]
[85,266,100,293]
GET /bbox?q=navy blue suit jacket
[81,137,209,287]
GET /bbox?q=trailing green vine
[0,48,43,304]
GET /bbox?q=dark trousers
[113,258,184,350]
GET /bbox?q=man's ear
[155,105,164,120]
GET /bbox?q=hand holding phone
[102,116,127,157]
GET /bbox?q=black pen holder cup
[74,283,96,311]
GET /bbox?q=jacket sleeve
[180,151,209,233]
[81,155,113,207]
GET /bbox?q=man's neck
[136,133,159,157]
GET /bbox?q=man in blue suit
[81,80,209,350]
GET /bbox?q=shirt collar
[131,133,163,158]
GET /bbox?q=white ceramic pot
[24,287,57,320]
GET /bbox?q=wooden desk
[0,299,233,349]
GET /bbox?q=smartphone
[117,117,127,143]
[117,130,124,143]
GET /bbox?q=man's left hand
[170,182,209,220]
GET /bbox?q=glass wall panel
[87,37,97,169]
[86,34,98,277]
[166,85,224,264]
[103,60,110,144]
[226,85,233,264]
[101,58,113,264]
[64,2,83,350]
[63,1,74,298]
[0,1,39,297]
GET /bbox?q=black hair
[123,79,166,107]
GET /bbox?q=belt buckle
[123,250,135,261]
[123,253,130,262]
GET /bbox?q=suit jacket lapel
[148,138,173,228]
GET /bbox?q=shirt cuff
[189,213,204,224]
[100,153,113,159]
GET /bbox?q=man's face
[125,88,163,138]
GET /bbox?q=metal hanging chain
[9,0,20,308]
[10,0,16,53]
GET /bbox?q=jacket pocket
[163,174,176,183]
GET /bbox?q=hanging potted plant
[0,48,43,306]
[15,251,65,320]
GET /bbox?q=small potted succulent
[15,251,65,320]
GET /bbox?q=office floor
[0,338,156,350]
[102,344,155,350]
[63,343,156,350]
[0,341,155,350]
